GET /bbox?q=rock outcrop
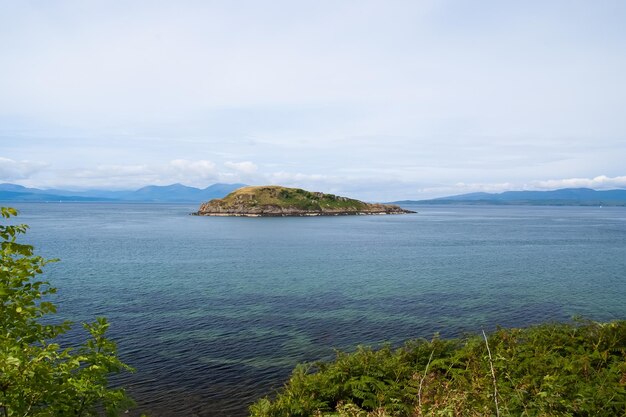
[195,186,414,217]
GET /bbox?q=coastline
[193,210,415,217]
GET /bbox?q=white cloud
[0,157,48,180]
[46,164,154,189]
[11,159,220,190]
[167,159,217,180]
[266,171,332,186]
[531,175,626,190]
[454,182,518,193]
[224,161,257,174]
[73,164,151,179]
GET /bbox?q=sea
[7,202,626,417]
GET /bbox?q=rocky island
[195,185,414,217]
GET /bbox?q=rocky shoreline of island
[194,185,415,217]
[193,209,411,217]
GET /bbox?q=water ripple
[12,203,626,417]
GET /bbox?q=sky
[1,0,625,201]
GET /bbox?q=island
[195,185,415,217]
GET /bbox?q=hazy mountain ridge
[5,184,626,206]
[396,188,626,206]
[0,183,245,202]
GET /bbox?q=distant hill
[0,183,246,203]
[0,190,111,202]
[396,188,626,206]
[196,185,414,216]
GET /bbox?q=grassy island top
[220,185,369,209]
[196,185,413,216]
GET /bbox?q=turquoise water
[9,203,626,417]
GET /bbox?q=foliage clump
[0,207,134,416]
[224,186,369,211]
[250,320,626,417]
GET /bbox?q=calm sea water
[8,203,626,417]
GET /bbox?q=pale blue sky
[1,0,625,200]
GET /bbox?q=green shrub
[251,320,626,417]
[0,207,134,416]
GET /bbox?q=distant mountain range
[0,183,246,203]
[395,188,626,206]
[4,184,626,206]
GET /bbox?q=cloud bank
[0,157,48,180]
[2,153,625,200]
[0,2,624,200]
[531,176,626,191]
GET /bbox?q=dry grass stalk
[417,346,436,411]
[482,329,500,417]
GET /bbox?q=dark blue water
[8,203,626,417]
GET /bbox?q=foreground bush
[0,207,134,416]
[250,320,626,417]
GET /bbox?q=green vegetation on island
[0,207,134,417]
[196,186,414,216]
[250,319,626,417]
